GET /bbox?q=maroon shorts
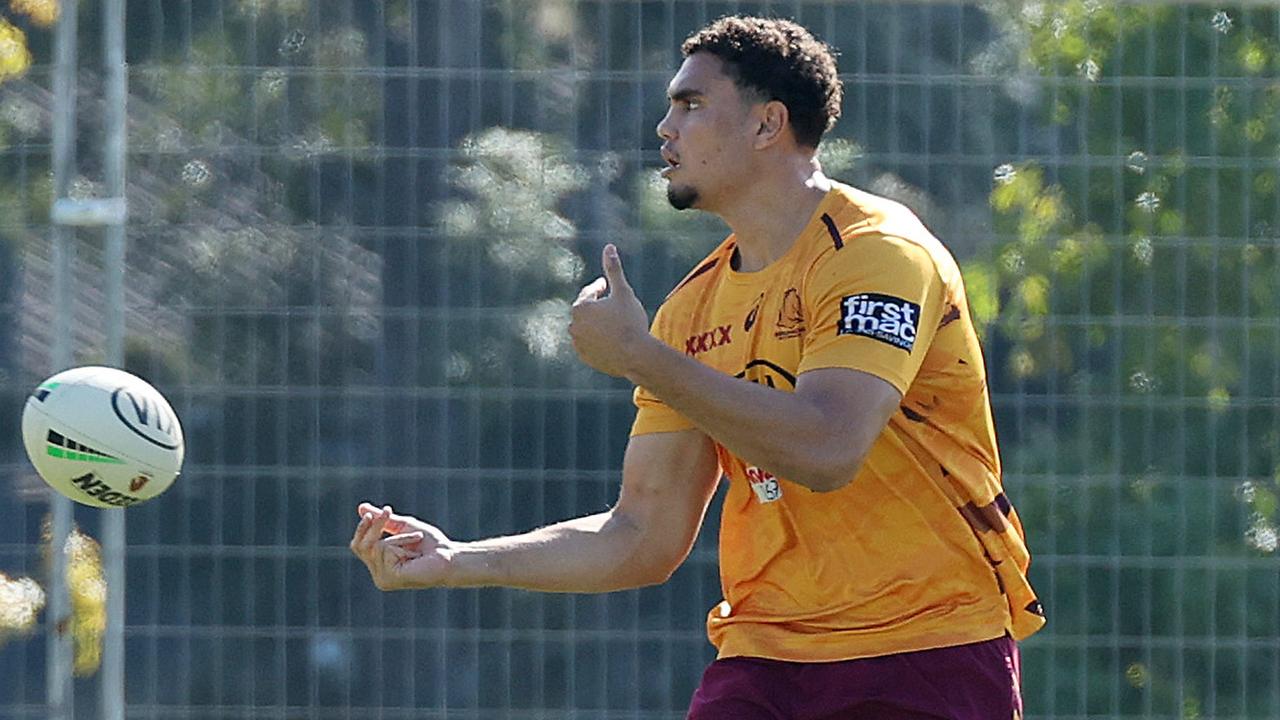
[687,635,1021,720]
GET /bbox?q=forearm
[445,510,666,592]
[625,337,859,492]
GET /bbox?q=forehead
[667,52,741,99]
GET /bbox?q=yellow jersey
[631,182,1045,662]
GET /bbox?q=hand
[570,244,653,378]
[349,502,454,591]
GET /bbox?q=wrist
[440,541,489,589]
[621,332,666,385]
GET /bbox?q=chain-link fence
[2,1,1279,718]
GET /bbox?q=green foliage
[630,169,726,264]
[818,139,865,179]
[0,17,34,82]
[0,572,44,645]
[6,1,1279,714]
[977,4,1280,714]
[134,10,378,167]
[982,5,1280,420]
[493,0,580,71]
[35,522,105,677]
[437,127,589,289]
[433,127,592,371]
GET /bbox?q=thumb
[602,244,633,297]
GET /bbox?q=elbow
[632,568,675,589]
[609,559,679,590]
[807,473,853,493]
[805,450,870,493]
[601,565,670,592]
[632,550,686,587]
[608,505,698,588]
[621,540,689,588]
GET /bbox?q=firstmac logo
[838,293,920,352]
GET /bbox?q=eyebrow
[668,88,705,103]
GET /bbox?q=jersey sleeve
[630,302,697,437]
[797,234,945,394]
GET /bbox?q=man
[351,15,1044,719]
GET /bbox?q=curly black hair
[681,16,842,149]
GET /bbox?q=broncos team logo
[775,288,804,339]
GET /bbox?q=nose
[656,106,676,141]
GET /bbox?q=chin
[666,184,700,211]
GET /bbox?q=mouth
[660,150,680,177]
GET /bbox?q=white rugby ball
[21,366,184,508]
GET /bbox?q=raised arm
[627,360,901,493]
[571,244,914,493]
[350,429,721,593]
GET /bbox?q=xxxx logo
[685,325,732,356]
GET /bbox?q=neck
[719,156,832,272]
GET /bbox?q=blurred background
[1,0,1278,717]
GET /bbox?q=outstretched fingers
[575,277,608,306]
[385,531,425,546]
[355,502,411,534]
[350,510,375,551]
[351,505,390,558]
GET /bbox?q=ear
[752,100,790,150]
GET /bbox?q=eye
[685,99,702,110]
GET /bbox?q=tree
[972,3,1280,715]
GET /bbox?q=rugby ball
[21,366,184,508]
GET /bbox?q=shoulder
[647,237,733,341]
[806,183,959,288]
[660,236,734,305]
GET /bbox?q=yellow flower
[0,18,33,82]
[41,521,108,677]
[0,573,45,640]
[64,530,106,677]
[10,0,59,28]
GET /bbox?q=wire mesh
[1,1,1278,718]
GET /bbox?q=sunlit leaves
[9,0,56,27]
[39,523,106,677]
[233,0,306,20]
[0,17,31,82]
[0,573,44,643]
[520,299,573,361]
[437,127,591,364]
[817,138,865,178]
[961,263,1000,330]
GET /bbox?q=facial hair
[666,184,699,210]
